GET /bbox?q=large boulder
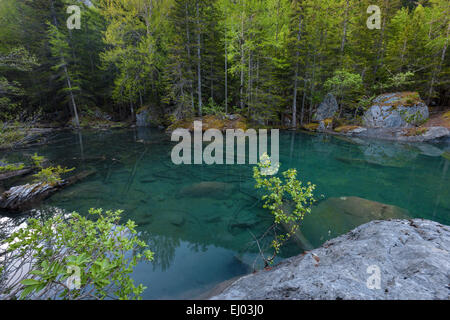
[300,196,409,248]
[363,92,429,128]
[360,141,418,167]
[136,109,151,127]
[210,219,450,300]
[179,181,235,200]
[419,126,450,142]
[136,107,161,127]
[313,93,338,121]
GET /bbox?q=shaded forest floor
[424,110,450,129]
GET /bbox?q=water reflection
[1,128,449,299]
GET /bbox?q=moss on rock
[167,115,248,133]
[303,123,319,131]
[334,125,361,133]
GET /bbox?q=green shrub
[31,153,45,168]
[31,153,74,185]
[203,98,225,117]
[0,162,25,172]
[0,208,154,300]
[33,166,75,185]
[0,127,26,147]
[253,153,316,266]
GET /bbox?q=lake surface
[1,128,449,299]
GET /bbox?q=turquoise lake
[1,128,449,299]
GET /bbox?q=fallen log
[0,170,96,211]
[0,168,33,182]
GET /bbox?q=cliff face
[210,219,450,300]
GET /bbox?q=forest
[1,0,450,302]
[0,0,449,127]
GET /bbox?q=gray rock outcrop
[313,93,338,121]
[136,107,161,127]
[136,109,151,127]
[419,127,450,142]
[363,93,429,128]
[210,219,450,300]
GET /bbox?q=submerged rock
[167,212,186,227]
[210,219,450,300]
[363,92,429,128]
[179,181,234,199]
[301,196,409,247]
[415,144,444,157]
[360,141,418,167]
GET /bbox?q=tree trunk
[50,0,79,128]
[300,78,307,125]
[240,3,245,110]
[129,92,135,122]
[225,32,228,114]
[340,0,350,55]
[211,61,214,101]
[292,14,303,129]
[64,65,80,127]
[248,51,252,117]
[374,0,389,80]
[427,21,449,105]
[196,1,202,116]
[185,2,195,112]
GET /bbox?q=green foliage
[401,109,427,127]
[324,70,364,112]
[0,47,39,120]
[203,98,225,116]
[0,162,25,172]
[0,126,26,147]
[358,95,376,112]
[373,71,416,93]
[30,152,74,185]
[0,208,154,300]
[32,166,75,185]
[253,153,315,265]
[1,0,449,123]
[31,153,45,168]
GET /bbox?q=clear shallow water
[1,128,449,299]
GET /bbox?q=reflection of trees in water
[137,230,179,272]
[187,242,208,254]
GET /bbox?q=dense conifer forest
[0,0,448,127]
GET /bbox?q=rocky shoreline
[302,92,450,144]
[325,126,450,143]
[209,219,450,300]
